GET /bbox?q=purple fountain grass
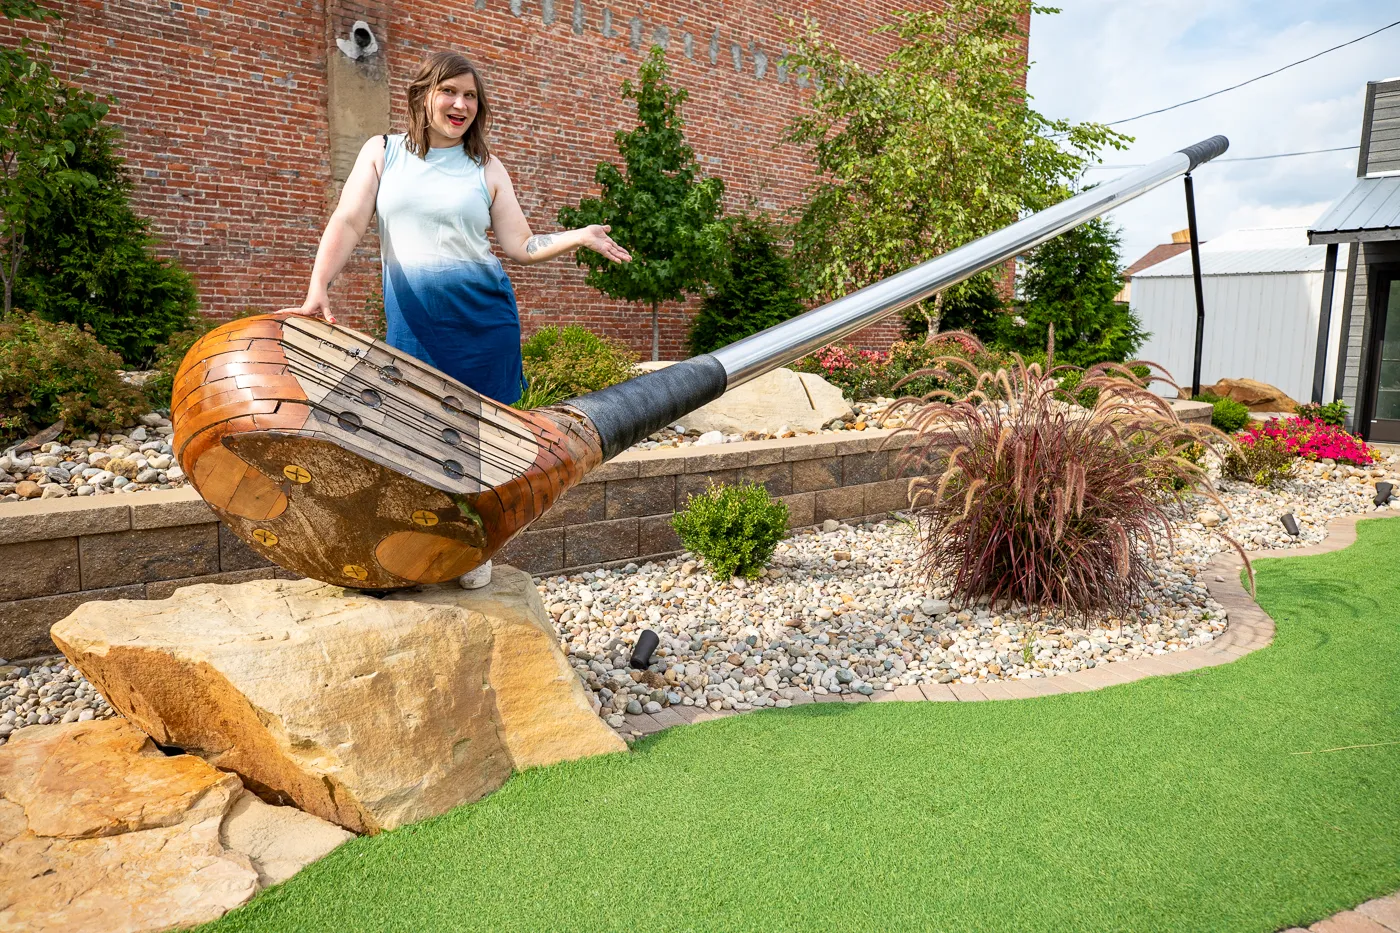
[887,329,1249,615]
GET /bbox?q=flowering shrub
[794,332,1016,403]
[1239,417,1373,466]
[792,343,893,399]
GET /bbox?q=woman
[283,50,630,588]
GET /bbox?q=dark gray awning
[1309,174,1400,244]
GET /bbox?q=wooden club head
[171,314,602,589]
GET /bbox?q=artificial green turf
[208,520,1400,933]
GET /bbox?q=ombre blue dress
[376,134,524,404]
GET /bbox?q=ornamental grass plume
[889,328,1247,614]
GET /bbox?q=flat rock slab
[0,718,350,933]
[52,566,624,834]
[639,364,853,434]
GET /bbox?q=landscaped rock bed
[2,451,1395,745]
[0,414,182,502]
[548,452,1400,727]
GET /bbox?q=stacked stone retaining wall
[0,430,912,660]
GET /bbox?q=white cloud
[1027,1,1400,264]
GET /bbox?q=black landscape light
[1280,513,1300,538]
[629,629,660,670]
[1374,482,1393,507]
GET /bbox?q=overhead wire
[1100,18,1400,126]
[1083,144,1360,170]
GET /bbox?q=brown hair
[404,51,492,163]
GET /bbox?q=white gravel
[0,413,183,502]
[547,450,1399,728]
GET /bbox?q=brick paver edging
[609,511,1400,932]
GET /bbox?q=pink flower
[1237,417,1372,465]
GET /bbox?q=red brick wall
[6,0,1027,360]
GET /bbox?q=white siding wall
[1131,269,1347,403]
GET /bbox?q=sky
[1026,1,1400,265]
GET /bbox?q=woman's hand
[579,224,631,263]
[279,288,336,324]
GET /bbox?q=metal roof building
[1130,228,1348,404]
[1308,76,1400,441]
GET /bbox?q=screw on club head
[1280,513,1300,538]
[629,629,660,670]
[1374,482,1393,507]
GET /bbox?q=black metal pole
[1311,242,1339,404]
[1184,173,1207,398]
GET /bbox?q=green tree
[997,217,1146,367]
[783,0,1129,340]
[902,273,1006,344]
[558,46,728,360]
[687,214,806,355]
[0,0,106,319]
[17,116,198,364]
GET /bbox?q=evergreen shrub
[0,314,147,444]
[687,215,805,355]
[17,121,197,365]
[671,481,789,580]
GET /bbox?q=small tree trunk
[1,238,17,320]
[921,291,945,344]
[651,300,660,361]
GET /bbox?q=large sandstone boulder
[0,718,351,933]
[640,363,853,434]
[1204,378,1298,413]
[51,566,624,835]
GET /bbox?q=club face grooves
[172,314,603,588]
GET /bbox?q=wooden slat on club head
[172,313,605,587]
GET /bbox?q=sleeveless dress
[376,134,524,404]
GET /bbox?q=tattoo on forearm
[525,233,555,256]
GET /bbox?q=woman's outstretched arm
[280,136,386,322]
[484,156,631,266]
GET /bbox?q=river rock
[52,567,625,834]
[637,363,852,433]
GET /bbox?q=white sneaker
[458,559,492,590]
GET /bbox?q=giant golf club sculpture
[172,136,1228,589]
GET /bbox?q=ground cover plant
[1223,433,1299,488]
[1296,399,1349,427]
[891,333,1229,612]
[793,334,1014,402]
[205,518,1400,933]
[0,314,147,444]
[671,481,789,579]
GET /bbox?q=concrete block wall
[0,430,910,660]
[496,429,910,575]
